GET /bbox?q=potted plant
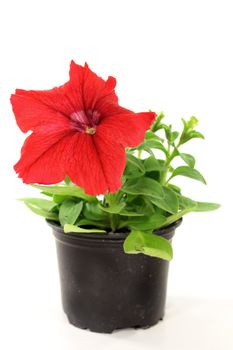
[11,60,220,333]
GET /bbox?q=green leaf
[116,210,144,217]
[137,139,167,155]
[126,153,145,173]
[124,154,145,178]
[180,117,205,145]
[144,156,167,172]
[176,195,220,212]
[169,166,207,184]
[145,170,160,182]
[170,131,179,143]
[164,125,179,144]
[64,224,106,234]
[185,116,199,129]
[52,194,68,204]
[19,198,59,221]
[164,125,172,141]
[41,192,53,197]
[83,202,108,221]
[145,130,156,139]
[25,203,59,221]
[180,153,196,168]
[32,184,97,202]
[155,111,165,123]
[123,230,173,261]
[76,218,108,228]
[126,196,157,215]
[99,202,126,214]
[19,198,57,211]
[192,201,221,212]
[99,201,144,216]
[177,195,197,210]
[64,176,72,185]
[150,111,165,132]
[150,186,179,214]
[127,213,167,230]
[59,199,83,226]
[167,183,181,193]
[145,131,164,142]
[104,192,121,207]
[122,177,164,199]
[189,130,205,140]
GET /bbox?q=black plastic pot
[48,219,182,333]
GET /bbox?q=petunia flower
[11,60,156,195]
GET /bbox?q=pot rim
[47,218,182,242]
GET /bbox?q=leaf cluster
[20,114,220,261]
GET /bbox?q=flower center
[85,126,96,135]
[70,109,100,134]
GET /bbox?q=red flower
[11,61,155,195]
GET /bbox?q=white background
[0,0,232,349]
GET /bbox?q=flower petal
[69,60,118,113]
[93,129,126,193]
[10,92,72,133]
[98,112,156,147]
[66,132,126,195]
[14,125,75,183]
[11,60,121,133]
[96,100,132,119]
[15,127,126,195]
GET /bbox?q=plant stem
[165,174,173,185]
[160,142,180,186]
[160,144,171,185]
[138,149,142,159]
[109,214,119,232]
[102,196,107,206]
[159,168,169,186]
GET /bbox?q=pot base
[66,312,164,333]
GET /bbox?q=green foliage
[179,153,196,168]
[18,198,59,221]
[169,166,207,184]
[20,114,220,261]
[59,199,83,226]
[144,156,167,171]
[179,117,205,145]
[123,230,173,261]
[64,224,106,234]
[124,153,145,178]
[122,177,164,198]
[137,139,168,155]
[150,186,179,214]
[192,202,221,212]
[32,184,97,202]
[126,213,167,230]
